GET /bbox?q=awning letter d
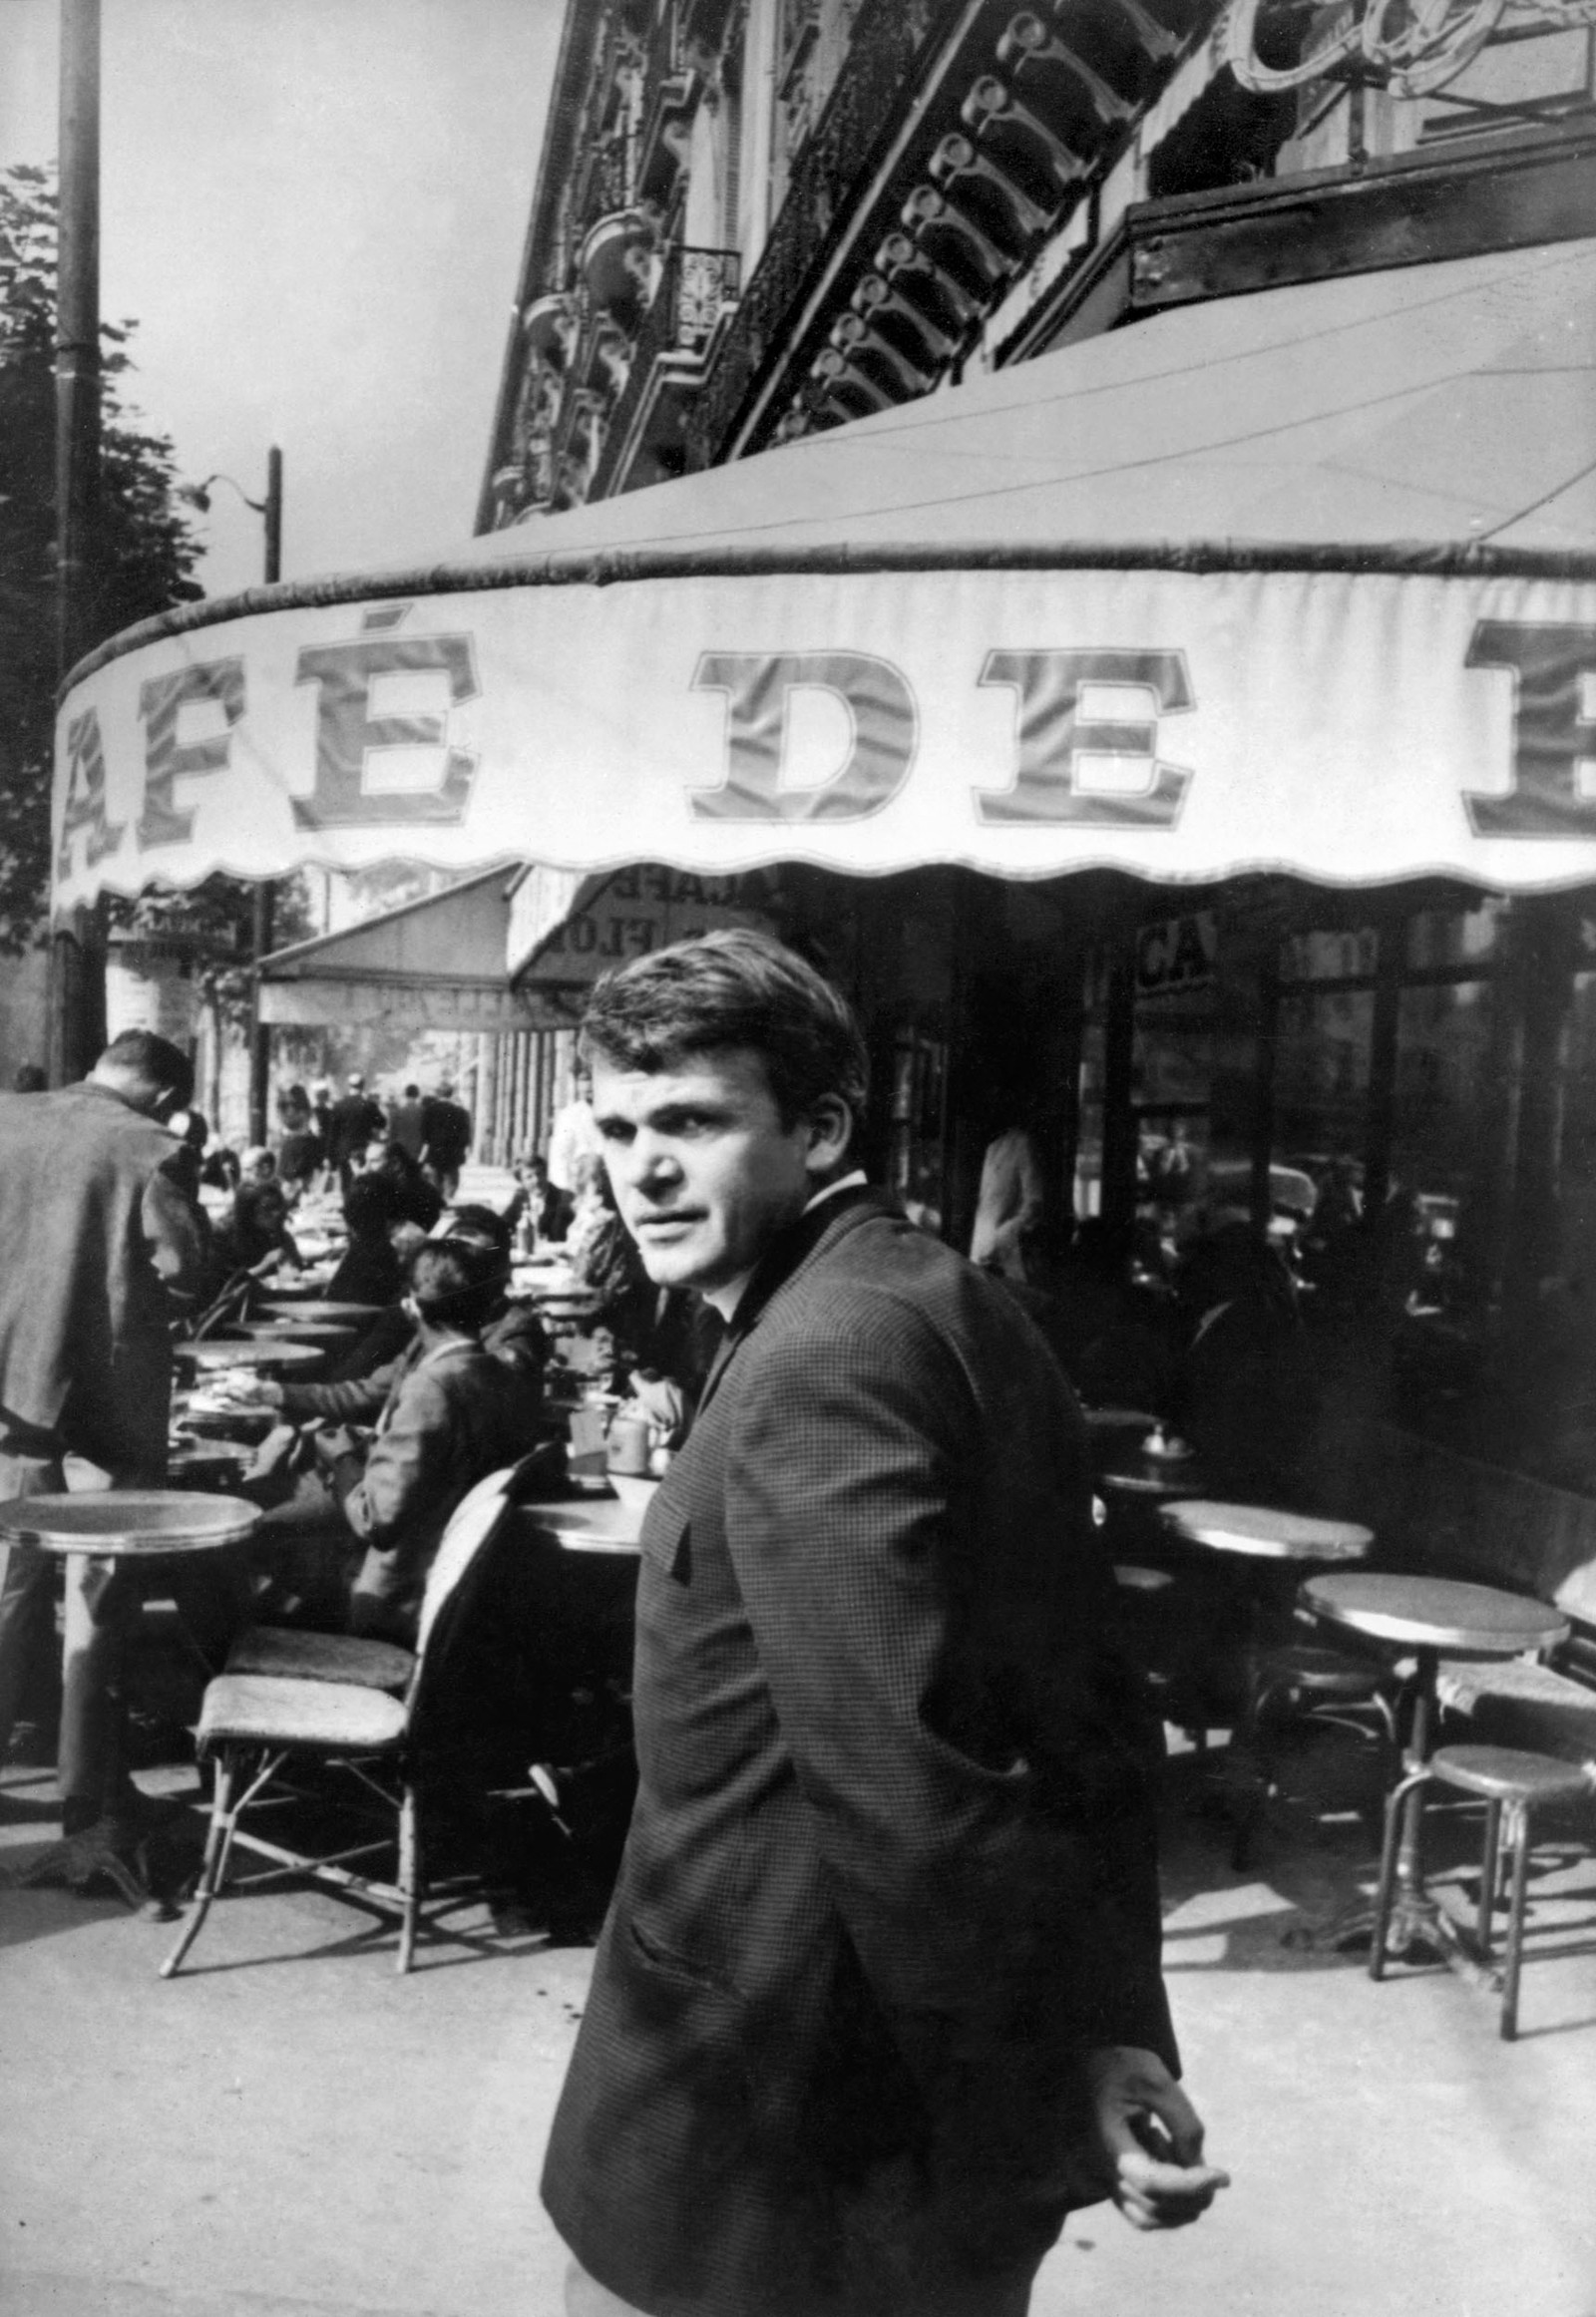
[689,651,918,822]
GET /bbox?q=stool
[1371,1743,1595,2039]
[1228,1645,1397,1872]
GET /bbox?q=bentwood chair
[160,1460,534,1980]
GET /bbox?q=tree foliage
[0,161,205,951]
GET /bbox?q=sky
[0,0,561,597]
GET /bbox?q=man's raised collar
[723,1180,885,1343]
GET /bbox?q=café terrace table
[258,1300,385,1323]
[1299,1572,1569,1961]
[1155,1503,1376,1861]
[524,1491,649,1556]
[174,1339,327,1375]
[1100,1450,1213,1502]
[233,1319,361,1345]
[0,1490,261,1913]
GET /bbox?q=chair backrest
[405,1454,540,1710]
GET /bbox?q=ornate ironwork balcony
[683,0,937,469]
[590,241,742,499]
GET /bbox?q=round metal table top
[1302,1571,1570,1656]
[523,1496,646,1554]
[0,1490,260,1554]
[258,1300,385,1322]
[1101,1462,1211,1499]
[235,1319,359,1342]
[1161,1501,1375,1562]
[174,1339,325,1372]
[168,1441,253,1474]
[1080,1406,1160,1432]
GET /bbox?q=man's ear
[803,1094,854,1177]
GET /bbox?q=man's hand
[232,1376,285,1409]
[1086,2046,1229,2231]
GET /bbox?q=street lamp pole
[183,450,283,1141]
[49,0,104,1089]
[250,448,281,1141]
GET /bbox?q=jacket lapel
[691,1186,894,1422]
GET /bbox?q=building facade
[478,0,1596,526]
[474,0,1596,1491]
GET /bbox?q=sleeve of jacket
[720,1296,1175,2124]
[280,1362,397,1423]
[143,1157,205,1305]
[342,1366,454,1550]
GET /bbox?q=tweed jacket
[341,1336,529,1609]
[0,1083,202,1478]
[543,1191,1176,2317]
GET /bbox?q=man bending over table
[0,1032,205,1874]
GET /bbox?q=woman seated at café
[324,1172,414,1307]
[203,1179,302,1300]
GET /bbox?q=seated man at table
[248,1238,530,1643]
[323,1172,412,1307]
[254,1207,549,1431]
[1170,1221,1319,1502]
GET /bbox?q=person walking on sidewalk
[544,931,1227,2317]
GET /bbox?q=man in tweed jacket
[544,932,1226,2317]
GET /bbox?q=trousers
[0,1442,243,1825]
[0,1446,131,1821]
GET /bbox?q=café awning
[54,233,1596,918]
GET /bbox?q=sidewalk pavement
[2,1733,1594,2317]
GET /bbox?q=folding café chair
[160,1458,536,1979]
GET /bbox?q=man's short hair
[409,1237,502,1333]
[94,1029,195,1109]
[581,929,868,1129]
[443,1203,513,1257]
[342,1171,403,1240]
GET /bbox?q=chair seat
[225,1625,414,1694]
[1438,1658,1593,1712]
[1113,1564,1174,1593]
[1258,1644,1388,1700]
[1426,1743,1594,1805]
[198,1673,406,1752]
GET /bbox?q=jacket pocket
[639,1497,690,1582]
[619,1916,753,2174]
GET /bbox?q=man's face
[592,1046,833,1306]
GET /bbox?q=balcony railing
[590,242,742,499]
[574,130,635,246]
[683,0,938,468]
